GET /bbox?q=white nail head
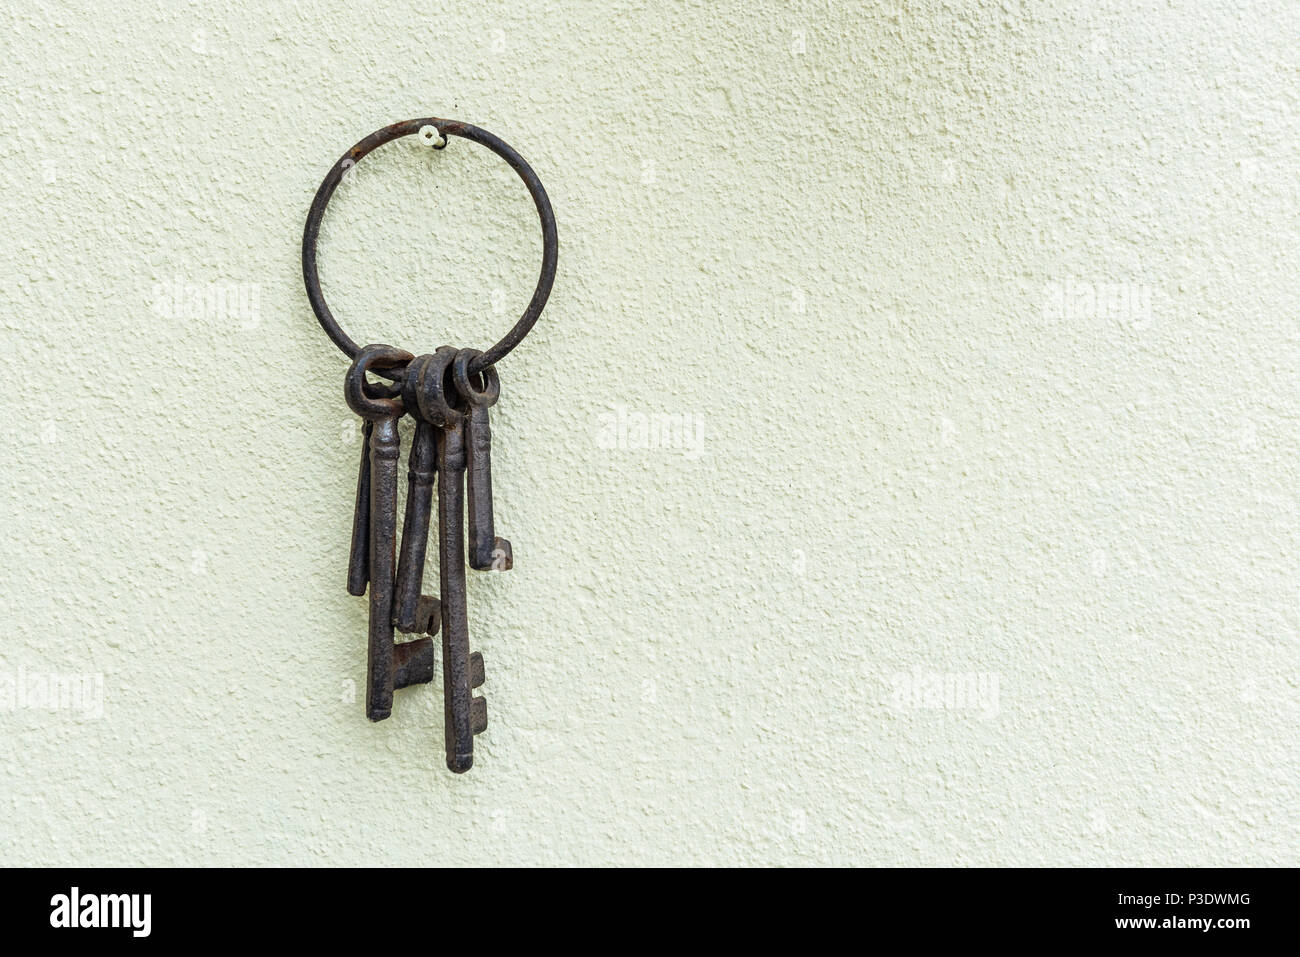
[419,124,447,149]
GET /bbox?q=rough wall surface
[1,1,1296,866]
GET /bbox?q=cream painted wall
[1,1,1296,866]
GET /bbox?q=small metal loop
[414,346,464,427]
[345,344,412,420]
[303,118,558,376]
[452,348,501,407]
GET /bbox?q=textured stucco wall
[1,1,1297,866]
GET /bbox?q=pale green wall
[1,1,1296,865]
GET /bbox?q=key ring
[302,117,558,376]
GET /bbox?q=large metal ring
[303,117,558,376]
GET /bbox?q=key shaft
[465,403,512,570]
[365,414,401,720]
[453,349,512,571]
[393,415,438,633]
[347,420,373,596]
[416,346,490,771]
[437,416,483,771]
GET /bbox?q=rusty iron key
[418,349,487,772]
[345,344,434,721]
[453,348,513,571]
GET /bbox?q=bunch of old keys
[303,118,557,773]
[345,345,511,772]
